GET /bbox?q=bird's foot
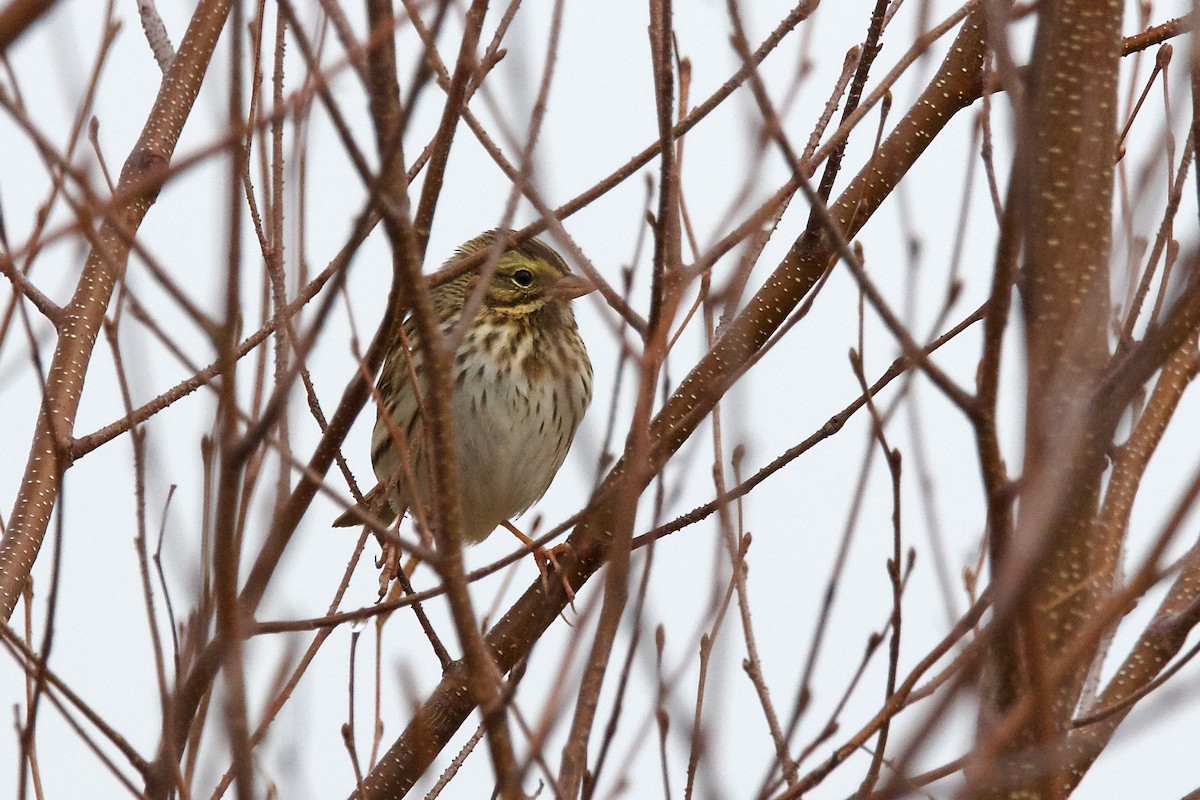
[501,521,576,605]
[375,539,402,600]
[535,542,577,607]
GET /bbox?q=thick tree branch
[974,1,1124,796]
[0,0,234,621]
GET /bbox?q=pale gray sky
[2,1,1199,798]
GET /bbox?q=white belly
[370,316,592,544]
[452,365,588,543]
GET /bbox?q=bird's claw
[375,540,401,600]
[500,520,577,611]
[537,543,577,621]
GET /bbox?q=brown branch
[1119,135,1194,350]
[353,8,990,797]
[963,458,1200,797]
[0,0,58,52]
[850,347,904,800]
[146,36,450,800]
[728,1,977,419]
[1071,603,1200,730]
[559,2,679,795]
[0,256,61,324]
[362,1,524,798]
[1095,339,1199,560]
[804,0,981,180]
[1121,13,1195,56]
[785,594,990,799]
[1102,253,1200,411]
[646,0,680,339]
[408,0,483,248]
[420,0,818,293]
[249,301,984,643]
[136,0,175,71]
[211,4,254,796]
[973,1,1125,794]
[69,224,360,457]
[0,0,234,621]
[0,620,150,776]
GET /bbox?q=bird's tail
[332,484,398,528]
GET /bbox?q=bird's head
[455,230,594,318]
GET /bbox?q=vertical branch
[806,0,889,219]
[0,0,234,621]
[360,2,524,798]
[1065,473,1200,789]
[848,350,904,799]
[975,0,1123,795]
[559,3,678,796]
[211,5,255,799]
[410,0,489,247]
[268,3,291,508]
[647,0,679,337]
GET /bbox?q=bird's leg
[375,540,401,600]
[501,520,574,602]
[373,504,411,600]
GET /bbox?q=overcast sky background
[3,1,1200,798]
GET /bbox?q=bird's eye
[512,269,534,287]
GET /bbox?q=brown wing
[333,319,426,528]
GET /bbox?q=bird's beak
[553,274,595,301]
